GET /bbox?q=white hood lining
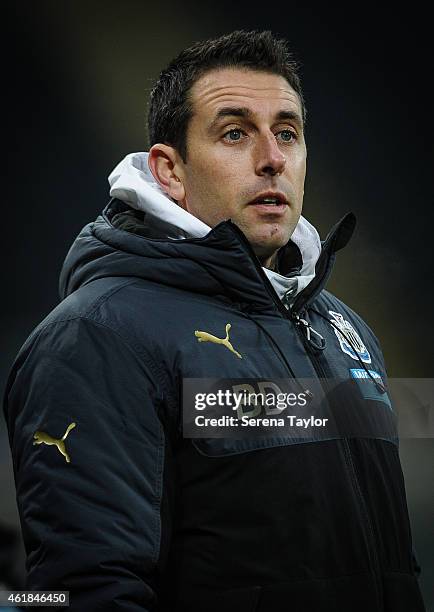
[108,152,321,303]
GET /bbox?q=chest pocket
[190,376,398,459]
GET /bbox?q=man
[3,31,425,611]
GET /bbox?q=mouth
[247,191,289,214]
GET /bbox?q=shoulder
[33,276,171,338]
[13,277,186,387]
[15,277,167,369]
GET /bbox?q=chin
[250,239,287,264]
[251,228,290,252]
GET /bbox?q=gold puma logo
[194,323,242,359]
[33,422,76,463]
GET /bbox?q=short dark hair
[147,30,306,162]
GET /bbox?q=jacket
[3,193,425,611]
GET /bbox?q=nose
[254,132,286,177]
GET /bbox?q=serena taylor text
[195,415,329,428]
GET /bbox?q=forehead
[189,67,302,120]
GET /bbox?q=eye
[223,128,246,142]
[277,129,297,143]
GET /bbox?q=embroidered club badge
[329,310,371,364]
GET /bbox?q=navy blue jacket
[3,199,425,611]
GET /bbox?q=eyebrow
[208,106,303,132]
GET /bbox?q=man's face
[178,67,307,267]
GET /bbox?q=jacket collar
[107,151,322,302]
[59,195,355,319]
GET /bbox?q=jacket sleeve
[3,316,169,611]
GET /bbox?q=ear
[148,144,185,202]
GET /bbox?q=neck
[259,251,279,272]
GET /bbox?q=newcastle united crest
[329,311,371,364]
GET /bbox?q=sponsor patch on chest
[349,368,392,410]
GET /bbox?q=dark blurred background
[3,1,433,608]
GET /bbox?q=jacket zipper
[291,318,384,609]
[227,223,384,609]
[340,437,384,609]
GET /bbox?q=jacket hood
[59,153,354,311]
[107,152,321,300]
